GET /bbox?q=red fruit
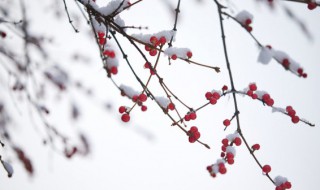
[132,95,138,102]
[286,106,293,112]
[141,105,147,112]
[205,92,212,100]
[149,49,157,56]
[247,90,253,97]
[121,114,130,122]
[245,25,252,32]
[209,97,217,105]
[266,98,274,106]
[184,114,190,121]
[249,83,257,91]
[144,62,150,69]
[1,31,6,38]
[159,36,166,45]
[109,51,115,58]
[288,109,296,117]
[219,166,227,174]
[262,165,271,174]
[297,68,303,75]
[188,136,196,143]
[308,2,317,10]
[220,152,226,157]
[167,103,175,110]
[171,54,177,60]
[284,181,292,189]
[186,51,193,58]
[190,126,198,132]
[212,92,220,100]
[262,93,271,102]
[193,131,201,139]
[206,166,212,172]
[150,36,158,45]
[222,85,228,91]
[252,144,260,150]
[222,138,229,146]
[227,158,234,165]
[99,37,106,45]
[189,112,197,120]
[118,106,126,113]
[291,115,300,124]
[97,32,105,38]
[226,152,234,159]
[302,73,308,78]
[110,66,118,75]
[221,145,227,152]
[245,18,252,25]
[251,94,258,99]
[282,58,290,69]
[234,137,242,146]
[145,45,151,51]
[223,119,230,127]
[139,93,148,102]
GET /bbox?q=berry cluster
[187,126,201,143]
[274,176,292,190]
[245,83,274,106]
[205,90,221,105]
[235,10,254,32]
[184,111,197,121]
[206,159,227,177]
[98,31,106,45]
[286,106,300,124]
[145,36,167,56]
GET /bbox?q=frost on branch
[1,159,14,177]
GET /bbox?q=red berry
[266,98,274,106]
[190,126,198,132]
[110,66,118,75]
[193,131,201,139]
[132,95,138,102]
[159,36,166,45]
[144,62,150,69]
[247,90,253,97]
[297,68,303,75]
[222,85,228,91]
[234,137,242,146]
[212,92,220,100]
[219,166,227,174]
[118,106,126,113]
[308,2,317,10]
[262,165,271,174]
[209,97,217,105]
[171,54,177,60]
[251,94,258,99]
[220,152,226,158]
[262,93,271,102]
[149,49,157,56]
[109,51,115,58]
[284,181,292,189]
[302,73,308,78]
[245,25,252,32]
[145,45,151,51]
[150,36,158,45]
[245,19,252,25]
[286,106,293,112]
[226,152,234,159]
[167,103,175,110]
[222,138,229,146]
[97,32,105,38]
[139,93,148,102]
[186,51,193,58]
[282,58,290,69]
[121,114,130,122]
[189,112,197,120]
[227,158,234,165]
[252,144,260,150]
[249,83,257,91]
[288,109,296,117]
[221,145,227,152]
[141,105,147,112]
[223,119,230,127]
[292,115,300,124]
[99,38,106,45]
[184,114,190,121]
[1,31,6,38]
[205,92,212,100]
[188,136,196,143]
[206,166,212,172]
